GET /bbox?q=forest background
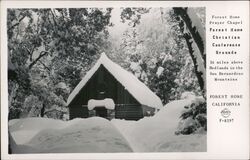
[7,8,206,134]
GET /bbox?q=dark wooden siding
[115,104,143,120]
[70,65,119,105]
[69,106,89,119]
[68,65,151,120]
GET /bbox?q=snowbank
[9,99,206,153]
[112,99,206,152]
[9,117,132,153]
[9,118,65,145]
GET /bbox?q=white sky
[108,8,129,38]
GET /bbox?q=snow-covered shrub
[45,104,68,120]
[20,95,43,118]
[176,93,206,135]
[8,66,31,120]
[180,91,196,100]
[62,113,70,121]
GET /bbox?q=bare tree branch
[50,9,58,26]
[38,60,51,71]
[8,15,26,32]
[28,51,49,69]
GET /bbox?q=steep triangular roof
[67,53,163,109]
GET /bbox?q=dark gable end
[69,64,140,106]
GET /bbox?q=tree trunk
[173,7,206,65]
[183,33,205,95]
[173,7,206,97]
[41,103,45,117]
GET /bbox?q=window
[98,83,106,95]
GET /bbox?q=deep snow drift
[9,98,206,153]
[111,98,206,152]
[9,117,132,153]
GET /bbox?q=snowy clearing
[9,99,206,153]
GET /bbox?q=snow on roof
[88,99,115,110]
[67,53,163,109]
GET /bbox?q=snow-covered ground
[9,98,206,153]
[9,117,132,153]
[111,99,206,152]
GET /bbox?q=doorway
[94,107,107,118]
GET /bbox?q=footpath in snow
[9,98,206,153]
